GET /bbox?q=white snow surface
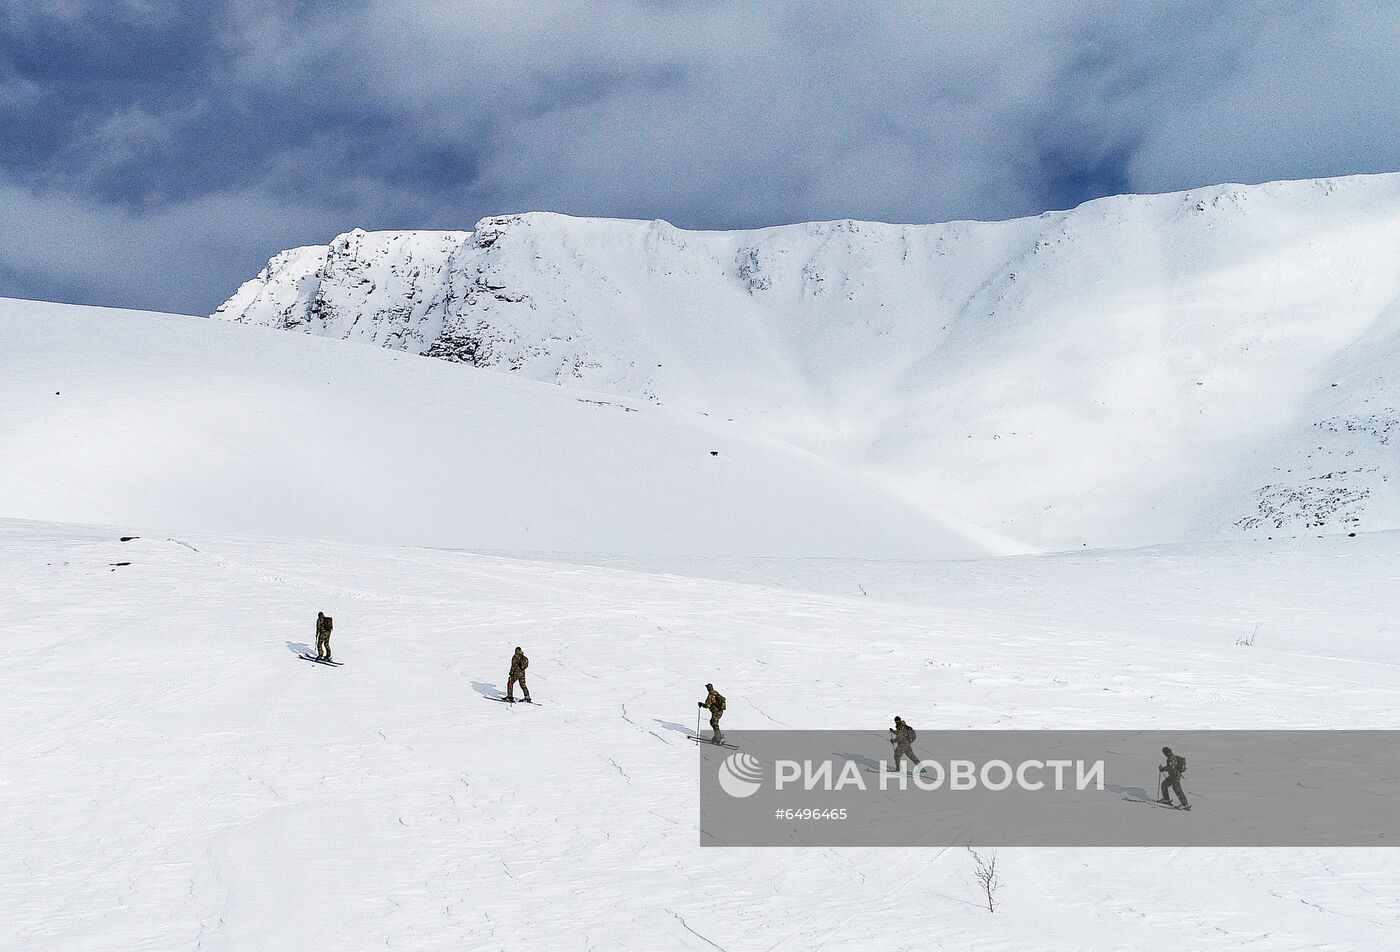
[0,297,1009,559]
[215,173,1400,549]
[2,516,1398,951]
[6,175,1400,950]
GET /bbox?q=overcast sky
[1,1,1397,315]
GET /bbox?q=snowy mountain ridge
[214,173,1400,549]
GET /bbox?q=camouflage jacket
[1163,753,1186,777]
[892,724,916,748]
[702,689,726,714]
[510,651,529,676]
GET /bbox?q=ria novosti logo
[717,753,1106,798]
[717,752,764,798]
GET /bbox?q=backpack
[323,615,334,633]
[519,654,528,670]
[713,692,726,714]
[908,726,916,742]
[1176,755,1186,774]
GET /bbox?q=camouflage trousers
[892,743,918,770]
[316,631,331,659]
[708,710,724,743]
[1161,774,1188,806]
[507,672,530,700]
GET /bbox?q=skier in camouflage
[506,647,531,702]
[889,716,919,772]
[698,683,725,745]
[315,611,333,661]
[1158,746,1190,809]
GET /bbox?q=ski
[687,736,738,749]
[299,654,343,666]
[863,766,934,778]
[1122,796,1188,811]
[487,696,537,704]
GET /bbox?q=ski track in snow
[3,518,1400,950]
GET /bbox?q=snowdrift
[216,173,1400,548]
[0,298,1008,558]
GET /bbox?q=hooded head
[1162,746,1172,755]
[317,611,324,619]
[706,683,714,690]
[515,646,523,653]
[894,716,904,725]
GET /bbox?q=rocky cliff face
[214,210,1054,407]
[214,175,1400,549]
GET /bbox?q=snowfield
[216,173,1400,550]
[5,173,1400,950]
[2,517,1398,951]
[0,298,1007,559]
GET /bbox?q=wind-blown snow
[0,297,1010,558]
[2,517,1397,950]
[215,173,1400,549]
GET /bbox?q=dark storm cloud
[0,0,1396,314]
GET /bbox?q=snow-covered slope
[215,174,1400,549]
[0,298,1010,558]
[4,517,1397,950]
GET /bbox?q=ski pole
[696,706,702,741]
